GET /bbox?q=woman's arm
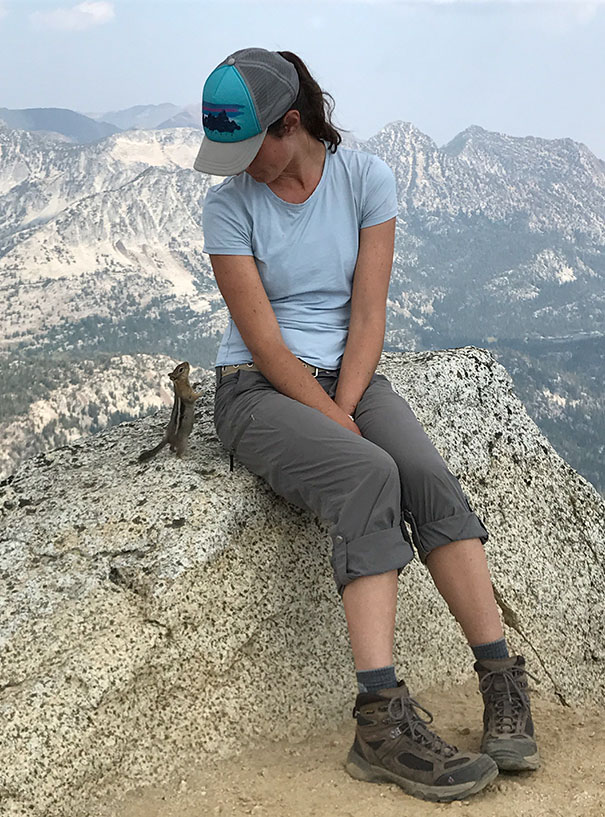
[210,254,358,431]
[334,217,396,416]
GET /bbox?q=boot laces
[386,693,459,758]
[479,665,540,733]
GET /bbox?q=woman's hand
[332,406,362,436]
[347,416,362,436]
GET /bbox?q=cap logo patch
[203,102,244,134]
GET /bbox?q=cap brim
[193,129,266,175]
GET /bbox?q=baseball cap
[193,47,300,176]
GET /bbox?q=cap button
[227,57,235,65]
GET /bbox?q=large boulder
[1,347,603,816]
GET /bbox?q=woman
[194,47,540,803]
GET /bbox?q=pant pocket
[231,410,255,457]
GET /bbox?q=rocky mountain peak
[365,119,439,155]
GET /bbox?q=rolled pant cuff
[414,510,490,563]
[332,525,415,598]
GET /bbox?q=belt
[218,358,340,379]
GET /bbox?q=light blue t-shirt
[202,141,398,369]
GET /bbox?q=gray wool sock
[472,637,510,661]
[356,664,398,694]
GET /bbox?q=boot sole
[345,745,499,803]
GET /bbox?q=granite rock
[0,347,603,816]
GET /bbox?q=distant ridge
[157,103,201,130]
[88,103,182,130]
[0,107,120,143]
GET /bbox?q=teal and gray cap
[193,47,300,176]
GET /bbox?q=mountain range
[0,107,120,143]
[0,103,202,144]
[0,116,603,493]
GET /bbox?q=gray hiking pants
[214,366,489,599]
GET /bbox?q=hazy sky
[1,0,604,158]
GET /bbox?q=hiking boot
[345,679,499,802]
[474,654,541,771]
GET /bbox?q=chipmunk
[138,361,203,462]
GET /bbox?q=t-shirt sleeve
[202,186,253,255]
[360,155,398,229]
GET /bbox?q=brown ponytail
[268,51,348,153]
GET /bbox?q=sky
[1,0,604,158]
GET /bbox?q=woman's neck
[268,138,326,202]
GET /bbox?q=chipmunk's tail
[138,439,168,462]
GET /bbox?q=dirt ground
[107,675,604,817]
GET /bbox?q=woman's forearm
[253,345,352,423]
[334,314,385,416]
